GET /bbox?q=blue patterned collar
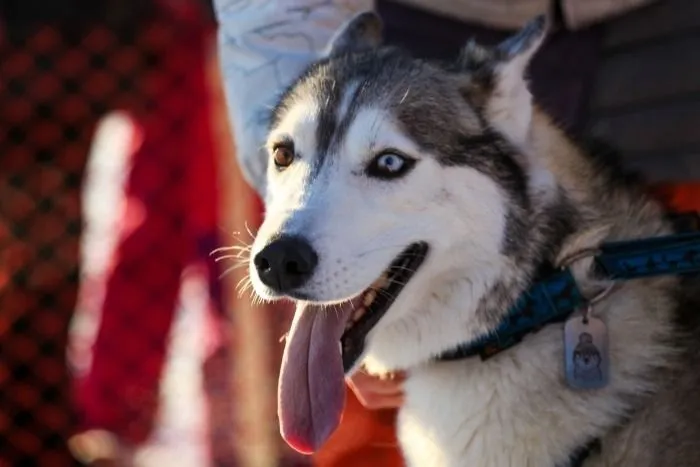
[437,214,700,362]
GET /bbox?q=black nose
[254,235,318,293]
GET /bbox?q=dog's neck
[436,106,680,361]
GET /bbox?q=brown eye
[273,145,295,169]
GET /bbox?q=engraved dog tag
[564,311,609,390]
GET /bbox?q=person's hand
[346,369,406,410]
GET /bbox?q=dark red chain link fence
[0,1,281,465]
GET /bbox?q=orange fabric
[651,183,700,212]
[314,390,403,467]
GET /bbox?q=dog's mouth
[339,241,429,373]
[277,241,429,455]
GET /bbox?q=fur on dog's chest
[395,353,599,467]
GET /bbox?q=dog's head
[249,12,555,452]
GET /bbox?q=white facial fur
[250,85,512,369]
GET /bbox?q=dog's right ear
[458,15,549,148]
[323,11,383,58]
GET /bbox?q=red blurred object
[652,183,700,213]
[72,2,238,464]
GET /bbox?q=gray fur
[496,14,548,61]
[325,11,383,57]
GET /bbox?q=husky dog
[247,11,700,466]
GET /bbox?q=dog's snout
[254,235,318,293]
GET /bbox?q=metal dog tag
[564,308,609,390]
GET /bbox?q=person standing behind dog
[212,1,660,465]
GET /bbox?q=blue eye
[366,151,416,179]
[377,154,404,172]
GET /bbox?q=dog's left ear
[323,11,383,58]
[460,15,549,147]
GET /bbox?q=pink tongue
[278,301,356,454]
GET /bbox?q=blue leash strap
[594,231,700,280]
[437,230,700,362]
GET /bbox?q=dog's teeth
[363,290,377,306]
[352,307,366,321]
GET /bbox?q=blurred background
[0,0,698,466]
[0,1,297,466]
